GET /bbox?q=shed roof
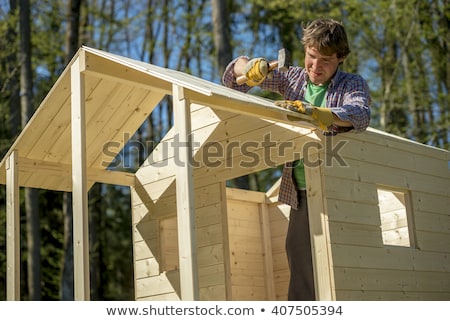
[0,46,315,192]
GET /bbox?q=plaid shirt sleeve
[327,71,371,131]
[221,56,252,92]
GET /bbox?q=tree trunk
[65,0,82,63]
[20,0,41,300]
[7,0,20,139]
[212,0,232,74]
[60,192,74,300]
[212,0,252,189]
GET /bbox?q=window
[377,187,415,247]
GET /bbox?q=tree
[19,0,41,300]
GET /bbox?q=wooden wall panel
[321,130,450,300]
[226,199,266,300]
[268,203,290,300]
[132,181,228,301]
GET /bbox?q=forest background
[0,0,448,300]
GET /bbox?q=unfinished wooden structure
[1,46,449,301]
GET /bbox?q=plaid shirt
[222,57,371,209]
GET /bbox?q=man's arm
[332,114,353,127]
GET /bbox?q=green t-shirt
[293,80,329,189]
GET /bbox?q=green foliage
[39,191,64,300]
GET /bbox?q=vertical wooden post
[259,202,276,300]
[172,84,199,300]
[6,150,20,300]
[71,53,90,300]
[305,145,334,300]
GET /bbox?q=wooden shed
[1,46,449,301]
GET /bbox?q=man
[222,18,371,300]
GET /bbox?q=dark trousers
[285,190,316,300]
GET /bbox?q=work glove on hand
[275,100,334,130]
[244,58,269,86]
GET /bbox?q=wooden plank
[17,157,135,187]
[226,187,266,203]
[160,216,179,271]
[3,67,72,162]
[196,243,224,267]
[325,199,381,225]
[37,76,101,163]
[173,84,198,301]
[140,106,227,167]
[83,48,173,95]
[132,181,223,225]
[71,54,90,301]
[328,221,383,247]
[414,211,450,234]
[134,258,160,279]
[336,289,450,300]
[334,267,450,293]
[231,285,267,301]
[415,230,450,253]
[58,78,133,163]
[26,98,72,161]
[268,199,290,301]
[136,292,180,301]
[305,163,334,300]
[411,191,450,215]
[196,223,224,247]
[342,127,449,161]
[331,244,450,272]
[134,239,158,261]
[87,89,165,169]
[133,218,158,243]
[135,271,180,299]
[324,176,379,205]
[6,150,20,300]
[86,168,135,186]
[219,182,232,300]
[324,157,449,198]
[185,88,317,130]
[327,134,449,179]
[198,264,225,288]
[199,284,226,301]
[260,203,276,300]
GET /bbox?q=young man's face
[304,46,345,85]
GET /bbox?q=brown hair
[301,18,351,58]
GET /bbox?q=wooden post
[259,202,276,300]
[305,145,334,300]
[172,84,199,300]
[6,150,20,300]
[71,53,90,300]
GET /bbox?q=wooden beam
[305,153,334,300]
[259,202,276,300]
[82,50,171,95]
[71,53,90,300]
[173,84,199,300]
[16,157,135,188]
[6,150,20,300]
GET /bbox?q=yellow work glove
[244,58,269,86]
[274,100,334,130]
